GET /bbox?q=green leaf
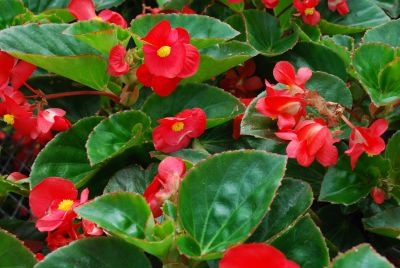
[318,0,390,35]
[177,150,287,259]
[76,192,174,258]
[240,91,277,139]
[131,14,239,49]
[219,0,244,12]
[363,19,400,47]
[330,244,394,268]
[352,43,396,106]
[0,228,37,268]
[86,111,152,166]
[386,131,400,172]
[36,237,151,268]
[0,0,26,29]
[363,207,400,238]
[372,0,400,18]
[23,0,125,13]
[142,83,245,129]
[270,215,329,268]
[306,71,353,108]
[64,20,131,55]
[30,116,103,188]
[243,10,298,56]
[282,41,347,81]
[250,178,313,242]
[157,0,190,10]
[183,41,258,83]
[319,155,390,205]
[151,149,210,166]
[25,75,101,121]
[0,23,109,90]
[0,178,29,197]
[377,59,400,105]
[104,164,157,194]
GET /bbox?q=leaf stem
[340,114,355,129]
[44,91,120,103]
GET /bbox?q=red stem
[45,91,120,103]
[341,114,355,129]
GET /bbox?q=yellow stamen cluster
[171,122,184,132]
[3,114,15,125]
[304,8,315,15]
[157,46,172,58]
[57,199,74,212]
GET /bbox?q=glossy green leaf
[306,71,353,108]
[177,150,287,259]
[23,0,125,13]
[0,178,29,197]
[220,0,244,12]
[363,207,400,238]
[86,111,152,166]
[30,116,103,188]
[271,215,329,268]
[0,0,26,29]
[320,38,352,68]
[104,164,157,194]
[64,20,131,55]
[243,10,298,56]
[0,23,109,90]
[318,0,390,35]
[225,15,246,42]
[0,228,37,267]
[156,0,190,10]
[282,41,347,81]
[131,14,239,49]
[363,19,400,47]
[240,91,277,139]
[183,41,258,83]
[352,43,396,106]
[76,192,174,258]
[330,244,394,268]
[372,0,400,18]
[151,149,210,165]
[250,178,313,242]
[377,59,400,105]
[386,131,400,172]
[36,237,151,268]
[319,155,390,205]
[142,83,245,129]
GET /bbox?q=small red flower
[271,61,312,94]
[29,177,89,232]
[220,60,263,98]
[181,6,196,14]
[67,0,127,28]
[345,119,388,170]
[6,171,27,182]
[136,64,182,96]
[82,220,103,236]
[370,187,385,205]
[37,108,71,134]
[144,157,186,217]
[276,119,339,167]
[0,52,36,90]
[262,0,280,9]
[293,0,321,26]
[107,45,130,76]
[328,0,349,15]
[220,244,300,268]
[35,253,45,262]
[152,108,206,153]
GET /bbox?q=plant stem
[340,114,355,129]
[276,3,293,18]
[45,91,120,103]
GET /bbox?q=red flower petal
[67,0,96,20]
[262,0,280,9]
[177,44,200,78]
[98,10,127,28]
[369,119,388,137]
[10,61,36,90]
[144,176,163,217]
[158,156,186,181]
[0,52,16,88]
[107,44,129,77]
[141,20,175,47]
[273,61,296,85]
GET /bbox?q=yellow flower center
[57,199,74,212]
[92,16,103,21]
[304,8,315,15]
[171,122,184,132]
[3,114,15,125]
[157,46,172,58]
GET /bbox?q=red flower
[262,0,280,9]
[6,171,27,182]
[276,119,339,167]
[136,64,182,96]
[82,220,103,236]
[46,224,83,251]
[220,60,263,98]
[328,0,349,15]
[271,61,312,94]
[0,51,36,90]
[256,86,306,130]
[29,177,89,232]
[345,119,388,170]
[293,0,321,26]
[370,187,385,205]
[35,253,45,262]
[152,108,206,153]
[144,157,186,217]
[181,6,196,14]
[220,244,300,268]
[37,108,71,134]
[107,45,130,76]
[67,0,127,28]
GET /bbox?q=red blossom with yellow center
[293,0,321,26]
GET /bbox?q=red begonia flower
[67,0,127,28]
[220,60,263,98]
[141,20,200,78]
[46,223,84,251]
[144,157,186,217]
[262,0,280,9]
[272,61,312,94]
[293,0,321,26]
[35,253,45,261]
[29,177,89,232]
[328,0,349,15]
[37,108,71,134]
[345,119,388,170]
[181,6,196,14]
[82,220,104,236]
[370,187,385,205]
[152,108,206,153]
[276,119,339,167]
[220,244,300,268]
[107,45,130,76]
[7,171,27,182]
[0,86,27,104]
[0,52,36,90]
